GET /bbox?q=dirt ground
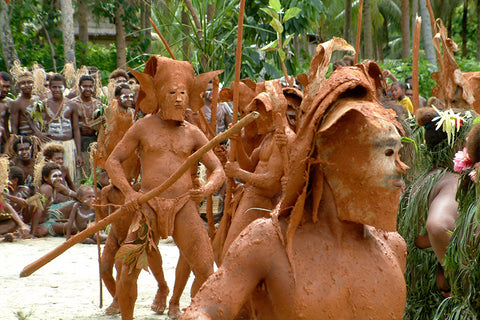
[0,236,194,320]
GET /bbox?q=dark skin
[10,79,41,137]
[10,143,35,191]
[43,80,84,167]
[65,189,96,239]
[68,80,101,137]
[31,169,78,237]
[0,79,11,143]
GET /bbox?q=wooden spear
[412,15,422,113]
[224,0,246,220]
[20,112,259,278]
[206,76,220,239]
[354,0,364,64]
[149,17,176,60]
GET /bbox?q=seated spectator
[66,185,105,244]
[3,166,33,223]
[42,142,76,196]
[9,136,37,194]
[30,162,77,237]
[390,81,413,113]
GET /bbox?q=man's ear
[129,68,159,114]
[189,70,224,112]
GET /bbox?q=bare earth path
[0,237,193,320]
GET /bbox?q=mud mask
[158,86,188,122]
[316,101,407,231]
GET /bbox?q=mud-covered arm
[190,129,226,202]
[105,124,138,200]
[180,220,274,320]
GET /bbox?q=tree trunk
[115,4,127,69]
[461,0,467,58]
[363,0,373,59]
[419,0,436,65]
[401,0,410,59]
[477,0,480,61]
[78,0,89,44]
[181,9,190,61]
[141,0,152,53]
[60,0,76,68]
[78,0,89,63]
[0,0,19,70]
[412,0,418,41]
[344,0,352,44]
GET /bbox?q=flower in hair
[453,148,473,173]
[431,106,464,147]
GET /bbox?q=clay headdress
[129,55,223,115]
[271,38,401,265]
[431,19,480,112]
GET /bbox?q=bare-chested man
[0,72,13,146]
[181,62,408,320]
[217,80,296,262]
[36,73,83,180]
[10,72,41,138]
[10,136,36,194]
[68,74,102,178]
[97,83,170,316]
[106,56,225,320]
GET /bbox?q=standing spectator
[10,72,41,138]
[0,72,13,148]
[391,81,414,113]
[34,73,83,181]
[68,75,102,179]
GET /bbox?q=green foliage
[380,56,437,100]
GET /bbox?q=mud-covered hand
[189,186,206,204]
[224,161,240,178]
[124,191,141,213]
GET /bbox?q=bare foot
[168,302,182,319]
[151,286,169,314]
[105,299,120,315]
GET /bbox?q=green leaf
[260,7,278,21]
[260,40,279,52]
[401,136,418,151]
[284,34,294,47]
[278,48,286,61]
[283,7,301,23]
[269,19,283,34]
[269,0,282,12]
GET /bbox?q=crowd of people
[1,45,478,319]
[0,63,232,243]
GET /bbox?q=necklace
[77,206,95,220]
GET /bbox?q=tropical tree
[401,0,410,58]
[0,0,19,70]
[60,0,76,67]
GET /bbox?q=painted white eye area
[120,94,134,102]
[20,83,33,88]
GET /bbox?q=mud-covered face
[316,108,408,231]
[16,143,32,160]
[254,105,274,135]
[159,83,188,122]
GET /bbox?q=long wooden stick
[206,76,220,239]
[149,17,176,60]
[412,16,422,113]
[354,0,364,64]
[20,112,258,278]
[92,150,103,308]
[224,0,246,219]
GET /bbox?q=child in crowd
[42,142,76,193]
[390,81,413,113]
[66,185,104,244]
[31,162,77,237]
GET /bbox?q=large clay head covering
[130,55,223,117]
[271,39,403,266]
